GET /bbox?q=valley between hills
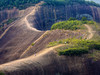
[0,1,100,75]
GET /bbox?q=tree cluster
[0,0,100,10]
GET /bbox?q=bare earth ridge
[0,1,97,75]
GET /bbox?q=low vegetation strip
[48,38,100,56]
[51,17,96,30]
[58,47,89,56]
[50,17,98,56]
[51,20,82,30]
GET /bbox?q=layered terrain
[0,1,100,75]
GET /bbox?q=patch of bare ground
[0,44,100,75]
[0,23,98,75]
[85,24,95,40]
[20,29,87,58]
[0,2,44,64]
[0,44,87,75]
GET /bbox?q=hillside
[0,0,100,10]
[0,0,100,75]
[0,24,100,75]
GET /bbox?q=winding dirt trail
[20,31,49,58]
[0,25,12,39]
[85,24,94,40]
[0,1,44,39]
[0,44,64,71]
[23,1,44,32]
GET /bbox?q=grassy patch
[48,38,100,56]
[51,17,96,31]
[47,41,59,47]
[51,20,83,30]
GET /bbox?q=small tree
[81,17,87,24]
[81,17,87,21]
[32,43,35,46]
[68,17,76,21]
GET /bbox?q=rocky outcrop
[30,5,100,30]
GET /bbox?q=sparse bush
[91,42,100,50]
[32,43,35,46]
[47,41,58,47]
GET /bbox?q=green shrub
[68,17,76,21]
[48,38,100,56]
[51,17,96,30]
[51,20,82,30]
[32,43,35,46]
[81,17,87,21]
[87,21,95,24]
[94,42,100,50]
[58,47,89,56]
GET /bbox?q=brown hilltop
[0,1,100,75]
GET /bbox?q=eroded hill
[0,1,100,75]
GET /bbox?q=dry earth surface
[0,1,44,64]
[0,1,99,75]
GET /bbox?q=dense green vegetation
[51,17,95,30]
[0,0,100,10]
[0,0,41,10]
[48,38,100,56]
[43,0,100,7]
[0,72,4,75]
[58,47,89,56]
[51,20,82,30]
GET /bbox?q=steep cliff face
[1,4,100,31]
[30,5,100,30]
[0,6,34,23]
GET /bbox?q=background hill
[0,0,100,10]
[87,0,100,4]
